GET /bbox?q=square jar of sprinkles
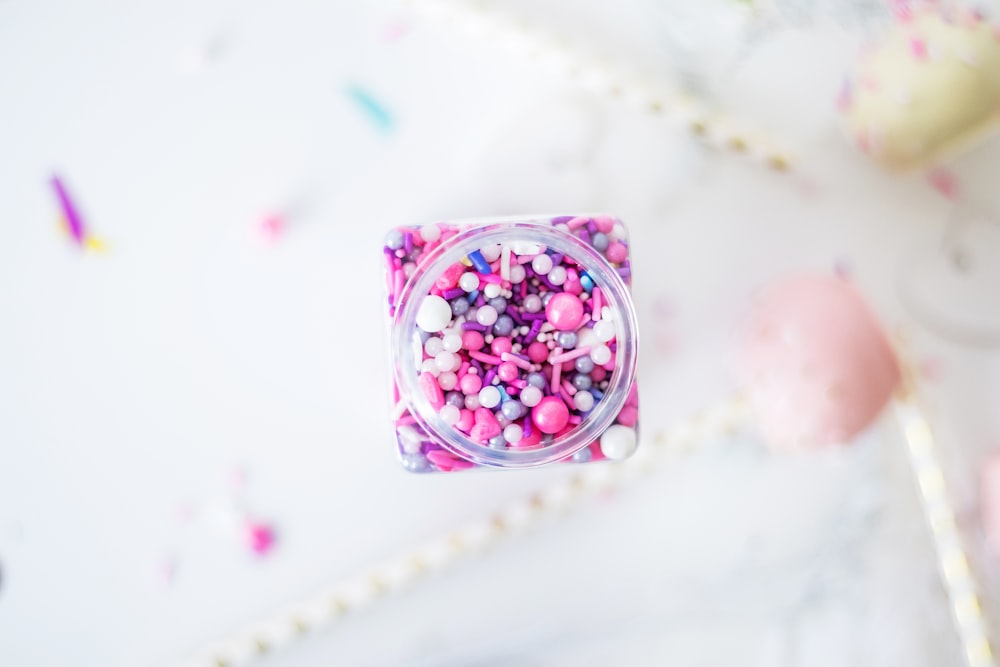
[383,215,639,472]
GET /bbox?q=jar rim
[391,217,639,468]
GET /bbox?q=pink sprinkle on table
[245,520,277,556]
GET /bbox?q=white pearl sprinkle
[600,424,637,460]
[439,404,460,426]
[479,386,501,409]
[593,320,616,342]
[420,224,441,242]
[416,295,452,332]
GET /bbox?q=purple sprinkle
[442,288,465,300]
[579,229,591,245]
[403,232,413,254]
[523,416,532,438]
[383,246,395,257]
[50,175,86,244]
[521,312,545,321]
[526,319,542,341]
[472,360,484,374]
[587,221,598,234]
[551,216,574,224]
[616,267,631,278]
[507,308,524,325]
[484,369,497,385]
[537,274,558,290]
[510,352,530,361]
[462,322,487,331]
[551,254,563,265]
[389,306,396,317]
[475,294,486,307]
[609,342,617,352]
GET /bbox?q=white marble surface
[0,1,998,665]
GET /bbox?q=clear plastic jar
[382,215,640,472]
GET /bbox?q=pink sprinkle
[426,449,475,472]
[245,520,276,556]
[470,351,504,365]
[591,288,602,321]
[500,352,533,371]
[478,273,503,284]
[561,380,577,396]
[517,254,537,264]
[548,346,592,365]
[419,371,445,409]
[910,37,928,60]
[557,390,575,410]
[550,361,563,394]
[567,216,590,230]
[568,415,582,425]
[891,0,913,21]
[258,214,285,241]
[927,167,959,199]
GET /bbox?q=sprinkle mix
[383,216,639,473]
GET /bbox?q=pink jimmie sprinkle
[245,519,277,556]
[258,214,285,241]
[910,37,928,60]
[426,449,475,472]
[927,167,959,199]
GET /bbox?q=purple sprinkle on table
[551,216,574,224]
[442,288,465,300]
[462,322,487,331]
[50,175,86,244]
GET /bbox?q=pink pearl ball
[498,362,518,382]
[459,373,482,395]
[532,396,570,434]
[527,341,549,363]
[738,274,900,449]
[491,336,513,356]
[545,293,586,331]
[462,331,485,351]
[605,242,628,264]
[456,409,475,433]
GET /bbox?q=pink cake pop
[738,274,901,449]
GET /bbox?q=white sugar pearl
[477,306,499,326]
[480,244,502,262]
[424,336,444,357]
[523,295,542,313]
[465,394,481,410]
[549,266,567,285]
[601,306,614,321]
[600,424,637,460]
[420,359,440,376]
[439,403,460,426]
[416,295,452,332]
[509,264,526,284]
[483,283,502,299]
[574,391,595,412]
[520,385,542,407]
[593,320,616,343]
[611,223,626,241]
[442,333,462,353]
[459,272,480,292]
[479,386,501,409]
[397,426,423,454]
[591,344,612,366]
[435,351,460,372]
[577,327,599,349]
[420,224,441,242]
[438,371,457,391]
[503,424,524,443]
[532,254,553,275]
